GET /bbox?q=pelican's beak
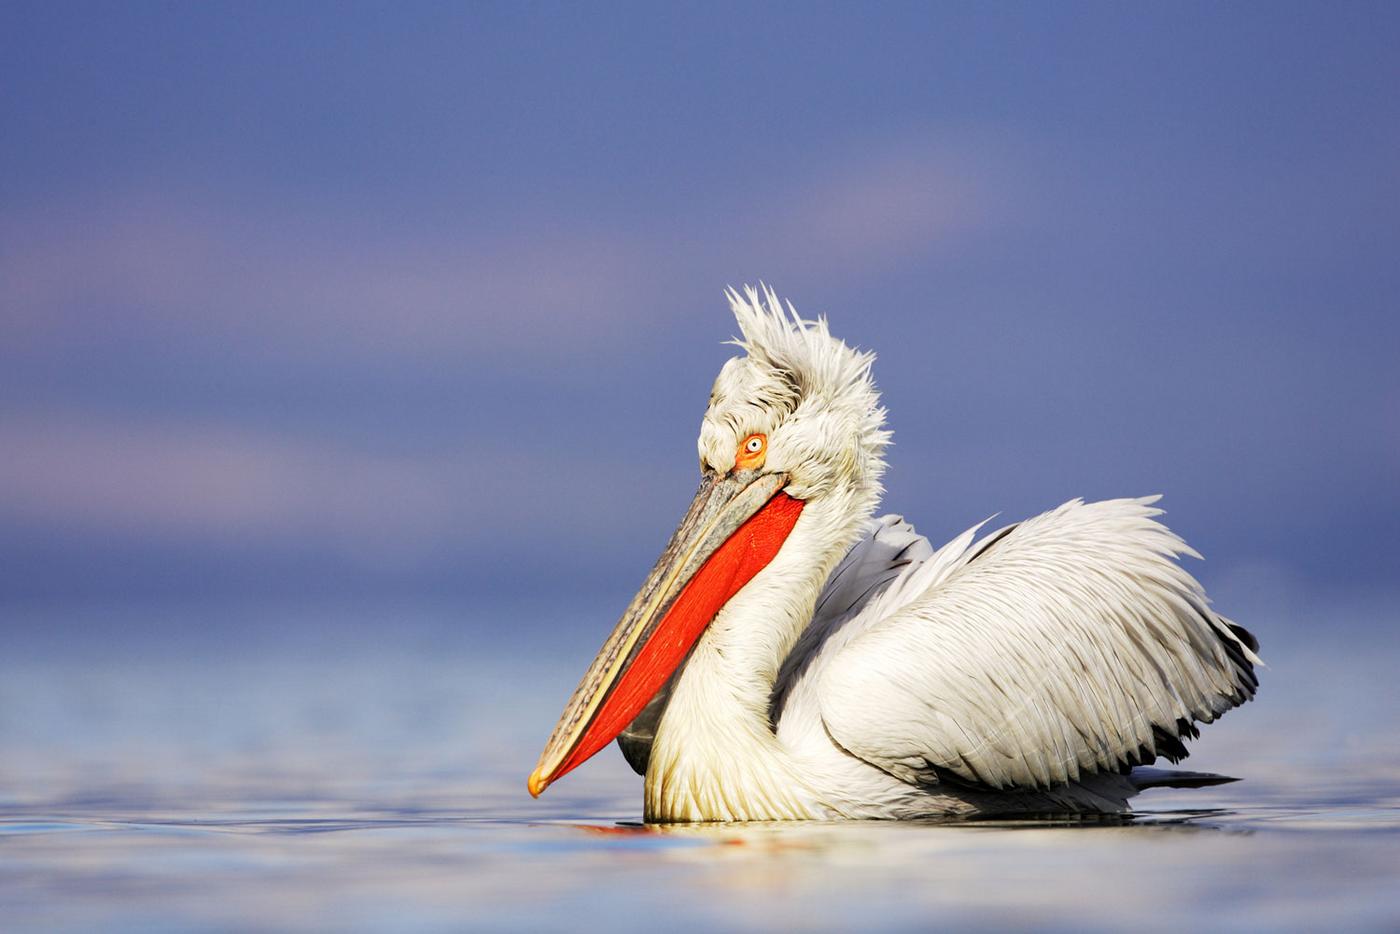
[528,469,804,796]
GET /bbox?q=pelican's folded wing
[818,497,1261,791]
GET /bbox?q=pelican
[529,286,1261,821]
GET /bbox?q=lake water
[3,602,1398,931]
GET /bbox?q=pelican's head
[529,286,888,797]
[701,285,889,505]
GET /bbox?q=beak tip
[527,768,549,798]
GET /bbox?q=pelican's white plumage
[535,286,1261,822]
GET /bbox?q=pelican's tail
[1129,767,1240,790]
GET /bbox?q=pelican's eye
[735,433,767,470]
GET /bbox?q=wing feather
[818,497,1260,792]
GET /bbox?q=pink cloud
[0,132,1023,361]
[0,410,694,562]
[0,197,644,361]
[0,413,463,558]
[757,133,1022,274]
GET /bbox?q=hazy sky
[2,2,1396,617]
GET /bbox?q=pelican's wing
[818,497,1261,791]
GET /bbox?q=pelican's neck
[645,487,875,821]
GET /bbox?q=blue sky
[2,2,1396,621]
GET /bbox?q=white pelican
[529,286,1261,821]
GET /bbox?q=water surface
[2,604,1397,931]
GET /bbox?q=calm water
[3,604,1398,931]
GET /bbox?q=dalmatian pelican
[529,286,1261,821]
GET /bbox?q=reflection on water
[2,606,1398,930]
[3,792,1399,932]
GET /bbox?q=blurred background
[1,3,1397,812]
